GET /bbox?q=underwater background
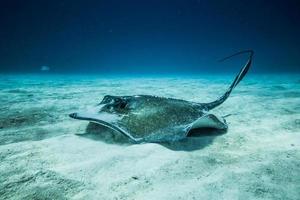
[0,1,300,199]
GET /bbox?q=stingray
[70,50,253,143]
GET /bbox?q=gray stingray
[70,50,253,143]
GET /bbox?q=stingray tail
[205,50,254,110]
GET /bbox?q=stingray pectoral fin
[190,114,228,130]
[69,112,143,143]
[91,120,143,143]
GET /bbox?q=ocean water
[0,74,299,199]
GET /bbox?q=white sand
[0,74,299,199]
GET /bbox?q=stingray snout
[69,113,78,119]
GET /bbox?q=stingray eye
[101,95,113,104]
[114,98,121,103]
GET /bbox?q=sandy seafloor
[0,74,299,200]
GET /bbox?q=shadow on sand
[161,128,227,151]
[76,122,227,151]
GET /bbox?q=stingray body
[70,50,253,143]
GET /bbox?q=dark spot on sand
[283,92,300,98]
[254,187,270,197]
[6,89,29,94]
[272,85,286,90]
